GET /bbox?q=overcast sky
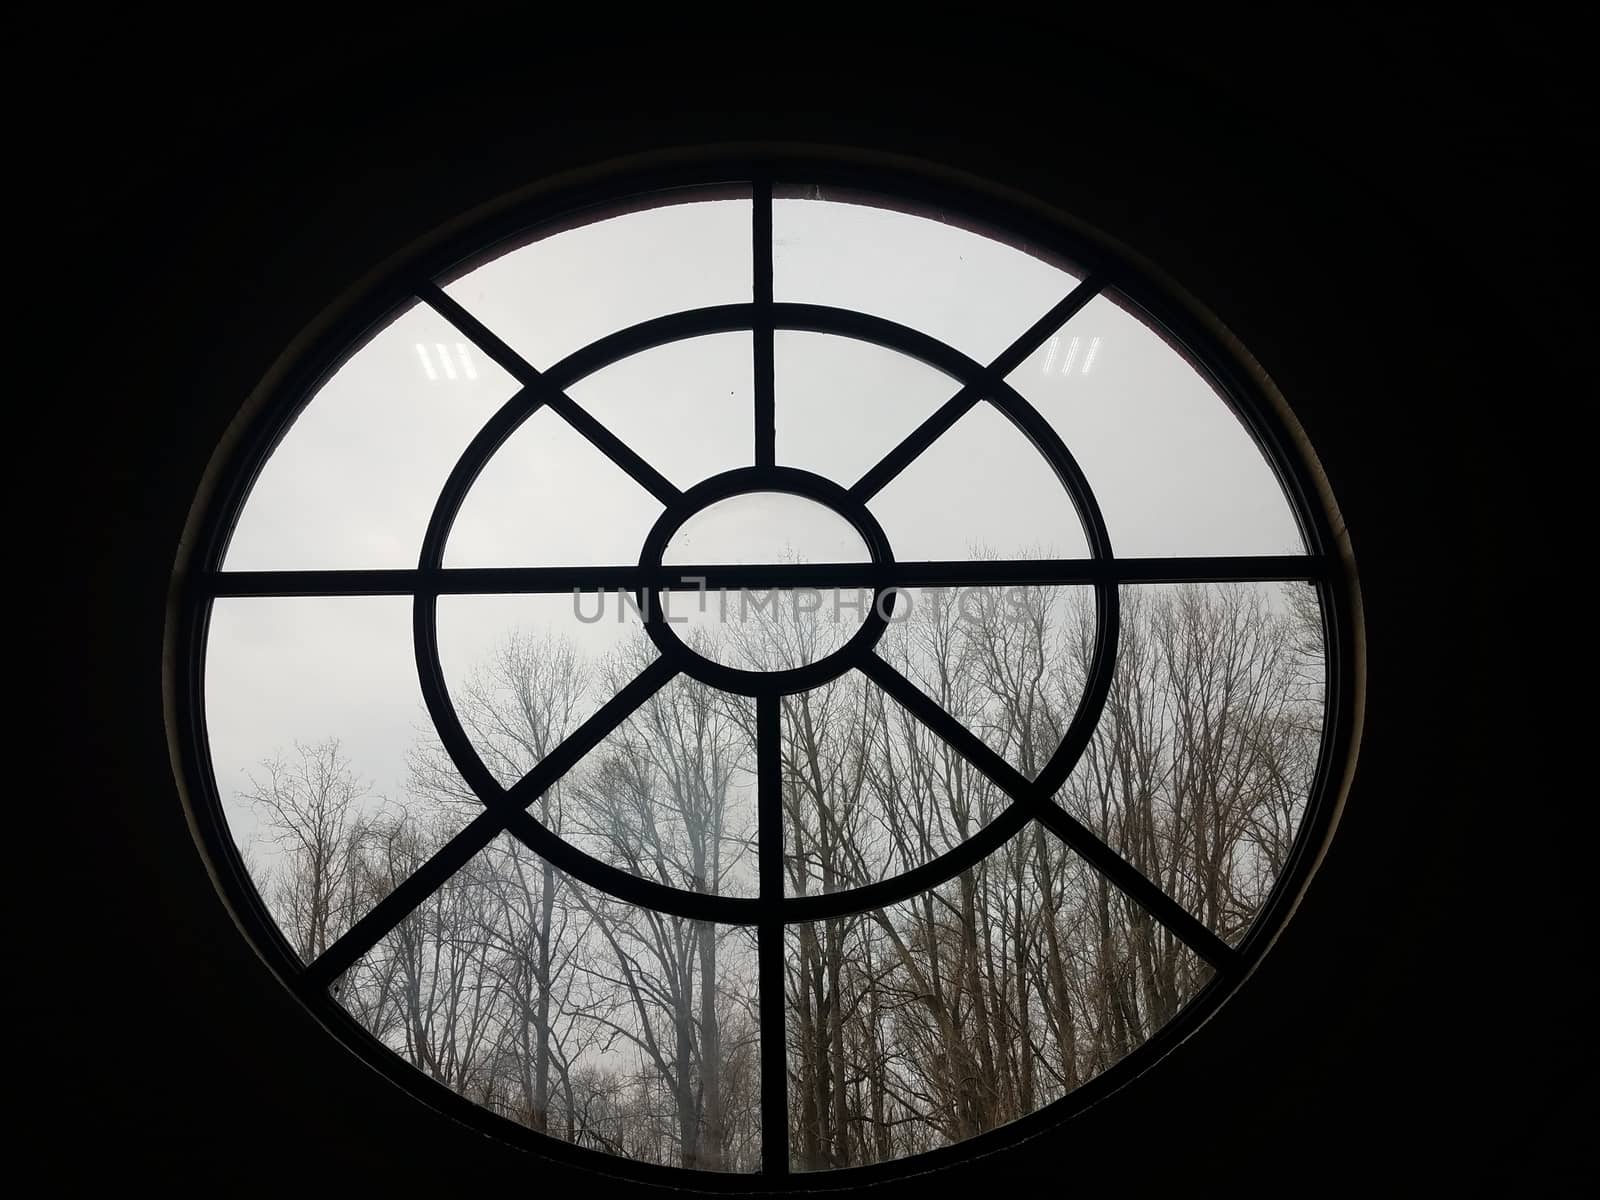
[208,194,1302,874]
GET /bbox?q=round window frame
[170,153,1359,1190]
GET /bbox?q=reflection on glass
[869,401,1089,561]
[1054,583,1326,943]
[224,302,519,570]
[441,195,753,370]
[785,821,1212,1170]
[332,835,761,1170]
[1005,291,1304,556]
[205,597,473,962]
[773,190,1079,361]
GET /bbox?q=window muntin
[187,176,1346,1182]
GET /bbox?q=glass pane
[560,670,758,898]
[224,302,519,570]
[1053,583,1326,943]
[773,190,1080,361]
[872,586,1090,776]
[775,331,956,487]
[566,332,754,491]
[434,593,653,789]
[445,406,663,567]
[663,586,872,671]
[1005,291,1304,556]
[868,401,1089,561]
[785,822,1212,1169]
[663,491,870,566]
[441,194,753,370]
[205,596,472,962]
[332,834,761,1170]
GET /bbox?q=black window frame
[172,156,1359,1190]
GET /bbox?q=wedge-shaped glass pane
[441,193,753,370]
[872,586,1091,777]
[331,834,761,1170]
[869,401,1089,561]
[773,189,1080,361]
[445,406,663,567]
[559,663,758,897]
[781,665,1012,897]
[785,821,1213,1170]
[775,331,956,487]
[224,302,519,570]
[205,597,473,962]
[1006,292,1304,556]
[434,592,653,790]
[566,332,754,490]
[1053,583,1326,944]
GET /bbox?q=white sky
[207,194,1302,878]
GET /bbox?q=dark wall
[34,26,1577,1193]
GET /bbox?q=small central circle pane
[662,491,871,565]
[661,491,873,671]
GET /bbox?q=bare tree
[240,737,374,962]
[404,629,594,1137]
[258,577,1323,1174]
[569,634,759,1170]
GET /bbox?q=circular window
[179,167,1354,1184]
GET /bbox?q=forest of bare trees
[238,580,1323,1172]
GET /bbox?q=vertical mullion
[757,693,789,1174]
[753,176,776,467]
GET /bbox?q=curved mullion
[849,276,1103,502]
[542,304,754,388]
[499,809,759,926]
[419,283,681,507]
[856,652,1239,973]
